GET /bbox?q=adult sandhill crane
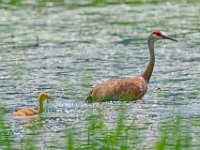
[85,30,177,102]
[13,92,51,116]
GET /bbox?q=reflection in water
[13,115,39,124]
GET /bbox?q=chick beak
[47,96,52,103]
[47,96,52,99]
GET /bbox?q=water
[0,1,200,149]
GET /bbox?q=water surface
[0,1,200,149]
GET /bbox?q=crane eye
[152,31,162,37]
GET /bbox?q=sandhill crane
[85,30,177,102]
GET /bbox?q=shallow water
[0,1,200,149]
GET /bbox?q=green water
[0,0,200,149]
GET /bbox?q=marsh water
[0,1,200,149]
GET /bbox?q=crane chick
[13,92,51,116]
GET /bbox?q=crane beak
[47,95,52,99]
[46,95,52,103]
[162,35,178,42]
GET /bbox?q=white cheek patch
[160,31,167,37]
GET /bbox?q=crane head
[38,92,52,101]
[151,30,177,42]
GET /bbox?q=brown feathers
[86,76,147,102]
[13,108,38,116]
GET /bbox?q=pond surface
[0,1,200,149]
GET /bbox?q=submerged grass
[1,102,200,149]
[22,124,38,150]
[0,105,12,150]
[155,117,192,150]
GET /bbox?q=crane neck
[38,97,44,114]
[142,37,156,82]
